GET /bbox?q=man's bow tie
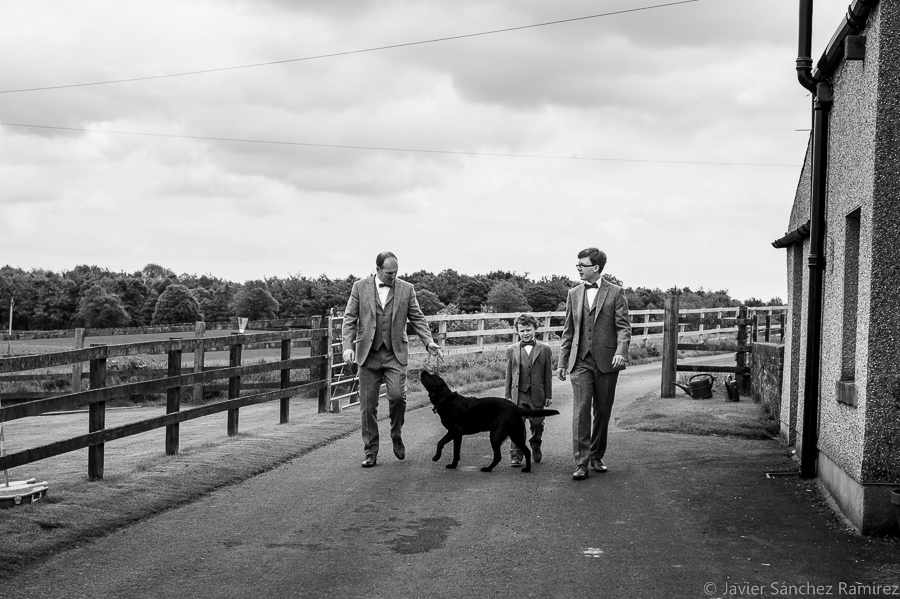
[379,283,392,288]
[521,340,536,347]
[584,283,598,289]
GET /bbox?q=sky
[0,0,853,302]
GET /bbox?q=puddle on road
[386,516,460,555]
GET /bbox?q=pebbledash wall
[778,2,900,535]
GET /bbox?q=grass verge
[615,392,779,439]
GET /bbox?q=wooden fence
[0,318,333,480]
[659,296,787,397]
[324,304,788,410]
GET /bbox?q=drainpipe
[800,81,832,479]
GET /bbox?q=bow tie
[584,283,598,289]
[521,340,535,347]
[378,283,392,288]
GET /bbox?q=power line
[0,123,800,167]
[0,1,701,94]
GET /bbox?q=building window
[840,208,861,383]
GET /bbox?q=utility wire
[0,0,701,94]
[0,123,800,167]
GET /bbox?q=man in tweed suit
[557,248,631,480]
[342,251,442,467]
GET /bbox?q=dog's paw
[480,466,494,472]
[432,454,440,462]
[521,467,532,473]
[445,463,457,469]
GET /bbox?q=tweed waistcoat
[577,291,597,360]
[372,295,394,352]
[518,346,533,393]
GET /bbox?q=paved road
[5,357,898,598]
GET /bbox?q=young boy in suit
[505,314,554,466]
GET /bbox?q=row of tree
[0,264,782,331]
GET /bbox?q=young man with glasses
[557,248,631,480]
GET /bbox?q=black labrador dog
[420,371,559,473]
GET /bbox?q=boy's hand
[545,398,552,407]
[556,367,567,381]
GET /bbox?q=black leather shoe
[572,467,588,480]
[510,457,523,467]
[361,456,377,468]
[590,458,608,473]
[392,439,406,460]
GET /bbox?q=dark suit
[505,340,553,460]
[342,276,434,458]
[558,279,631,468]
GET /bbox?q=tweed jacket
[504,340,553,407]
[558,279,631,374]
[341,276,434,366]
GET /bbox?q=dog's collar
[431,394,453,413]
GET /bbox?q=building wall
[862,1,900,486]
[816,9,881,483]
[782,2,900,533]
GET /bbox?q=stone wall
[750,342,784,422]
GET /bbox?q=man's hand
[556,367,567,381]
[342,349,355,365]
[426,342,443,357]
[545,398,553,407]
[612,354,627,369]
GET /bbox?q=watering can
[674,374,715,399]
[725,375,740,401]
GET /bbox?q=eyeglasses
[575,263,596,270]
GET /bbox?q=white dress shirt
[377,282,391,307]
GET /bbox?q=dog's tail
[517,407,560,418]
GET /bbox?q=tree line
[0,264,782,331]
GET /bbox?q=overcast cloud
[0,0,851,301]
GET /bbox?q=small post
[737,306,750,394]
[779,312,786,343]
[310,316,331,413]
[438,320,448,349]
[642,313,651,338]
[166,339,183,455]
[193,321,206,403]
[698,311,706,334]
[280,337,291,423]
[660,293,679,398]
[476,317,485,348]
[227,333,242,436]
[71,328,85,393]
[751,312,759,343]
[6,297,13,356]
[542,315,552,342]
[764,314,771,342]
[88,344,108,480]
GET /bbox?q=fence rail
[0,320,334,479]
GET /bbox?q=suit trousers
[570,354,619,468]
[359,346,407,458]
[508,391,545,460]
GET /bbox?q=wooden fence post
[476,317,485,348]
[438,320,448,349]
[310,316,332,413]
[642,313,651,338]
[227,333,242,436]
[542,315,552,343]
[764,314,771,342]
[737,306,750,394]
[193,321,205,403]
[166,339,182,455]
[71,328,85,393]
[280,337,291,423]
[88,344,107,480]
[660,293,679,398]
[779,312,786,343]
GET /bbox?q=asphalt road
[5,356,898,598]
